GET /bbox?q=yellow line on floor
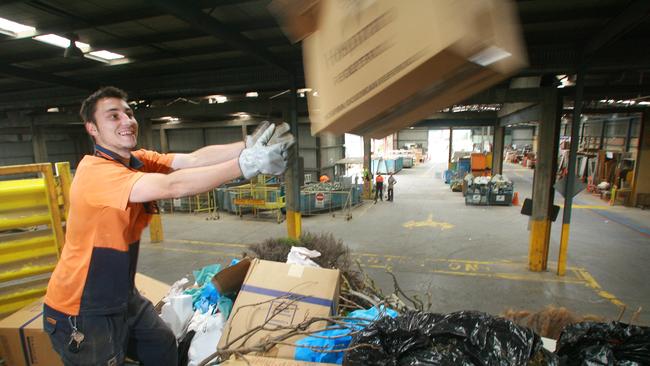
[557,204,612,210]
[362,264,586,285]
[141,244,234,257]
[574,268,626,308]
[166,238,249,248]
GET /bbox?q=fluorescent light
[206,95,227,104]
[0,17,36,37]
[639,101,650,106]
[47,107,59,113]
[33,34,90,52]
[88,50,124,60]
[245,92,259,98]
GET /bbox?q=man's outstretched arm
[170,141,245,171]
[130,158,242,203]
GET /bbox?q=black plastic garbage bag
[555,321,650,365]
[344,310,558,366]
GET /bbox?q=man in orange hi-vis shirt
[374,173,384,203]
[43,87,294,365]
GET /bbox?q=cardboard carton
[0,273,169,366]
[215,258,340,360]
[268,0,321,43]
[300,0,526,138]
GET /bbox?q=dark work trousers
[43,290,177,366]
[387,187,394,201]
[375,182,384,201]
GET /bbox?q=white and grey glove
[245,121,271,148]
[239,123,294,179]
[239,143,287,179]
[267,122,296,159]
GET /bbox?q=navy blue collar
[94,144,144,170]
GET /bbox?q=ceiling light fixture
[206,95,228,104]
[0,17,35,37]
[245,92,259,98]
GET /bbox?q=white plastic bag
[187,310,226,366]
[160,294,194,339]
[286,246,321,267]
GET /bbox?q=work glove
[267,122,295,159]
[238,123,295,179]
[245,121,271,148]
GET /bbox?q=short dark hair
[80,86,128,123]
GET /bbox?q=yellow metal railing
[0,163,70,318]
[227,175,285,223]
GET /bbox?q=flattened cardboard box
[0,273,170,366]
[301,0,527,138]
[215,258,340,360]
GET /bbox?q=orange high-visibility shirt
[44,147,174,316]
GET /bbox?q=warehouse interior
[1,0,650,364]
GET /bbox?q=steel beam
[631,111,650,206]
[153,0,289,72]
[528,89,560,272]
[285,72,302,238]
[583,0,650,56]
[499,104,542,127]
[492,123,505,174]
[0,64,95,90]
[558,67,584,276]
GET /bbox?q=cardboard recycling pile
[271,0,526,138]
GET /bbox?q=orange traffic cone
[512,192,519,206]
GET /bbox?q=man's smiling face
[86,97,138,158]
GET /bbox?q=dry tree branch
[386,270,422,310]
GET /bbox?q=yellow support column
[557,223,570,275]
[527,90,560,272]
[286,210,302,239]
[149,214,164,243]
[529,219,551,271]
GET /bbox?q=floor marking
[166,238,249,248]
[403,214,454,230]
[141,244,234,257]
[557,204,613,210]
[143,239,625,309]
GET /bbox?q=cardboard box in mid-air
[273,0,527,138]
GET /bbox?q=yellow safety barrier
[228,175,285,223]
[0,163,70,318]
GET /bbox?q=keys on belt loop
[67,316,85,353]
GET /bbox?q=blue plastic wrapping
[295,306,398,364]
[192,263,221,286]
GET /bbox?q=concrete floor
[139,161,650,325]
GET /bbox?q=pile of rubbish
[157,234,649,366]
[303,181,344,192]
